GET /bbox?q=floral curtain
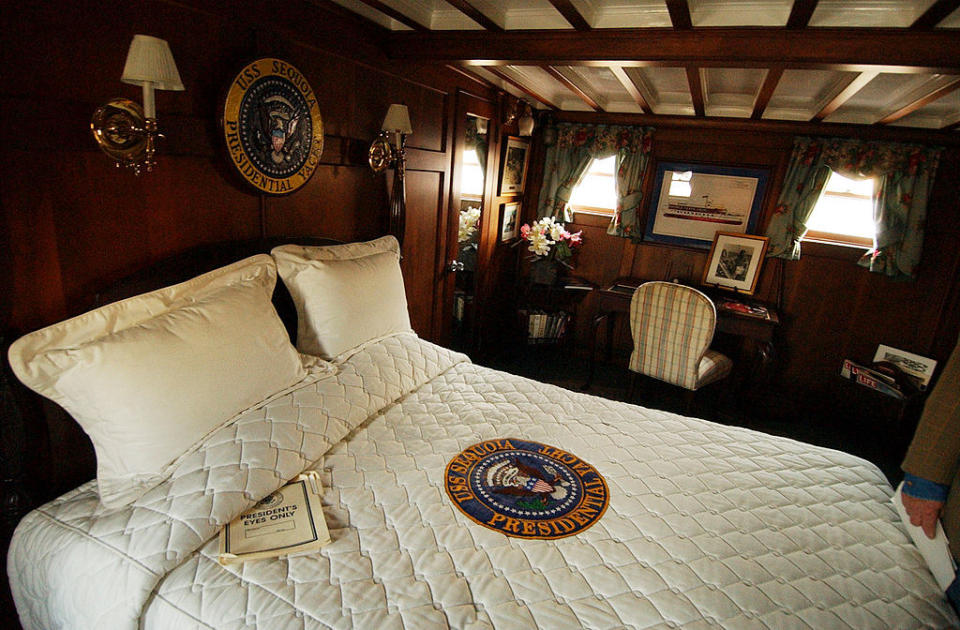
[764,138,833,259]
[765,136,942,278]
[536,123,654,237]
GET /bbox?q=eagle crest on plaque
[222,58,324,195]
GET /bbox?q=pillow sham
[272,236,413,360]
[7,254,308,509]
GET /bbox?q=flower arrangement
[520,217,583,268]
[458,206,481,244]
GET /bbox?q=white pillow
[8,255,308,509]
[272,236,413,360]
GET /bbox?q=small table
[584,278,780,390]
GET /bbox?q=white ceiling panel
[430,9,487,30]
[329,0,412,30]
[628,67,694,115]
[688,0,793,26]
[468,0,573,30]
[763,69,859,120]
[567,66,645,112]
[824,73,937,124]
[810,0,938,27]
[571,0,672,28]
[890,89,960,129]
[939,7,960,28]
[508,65,595,110]
[468,67,531,102]
[702,67,766,118]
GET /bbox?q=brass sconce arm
[91,99,164,175]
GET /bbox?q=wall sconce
[518,104,536,137]
[91,35,184,175]
[368,104,413,245]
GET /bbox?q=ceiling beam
[786,0,819,28]
[752,67,783,119]
[444,0,504,32]
[546,0,592,31]
[542,66,603,111]
[481,66,559,110]
[554,110,960,145]
[911,0,960,29]
[388,28,960,73]
[445,64,497,90]
[813,71,879,121]
[665,0,693,29]
[876,77,960,125]
[685,66,704,116]
[609,66,653,114]
[355,0,429,31]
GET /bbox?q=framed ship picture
[643,162,768,249]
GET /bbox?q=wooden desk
[584,278,779,389]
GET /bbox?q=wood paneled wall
[0,0,496,345]
[520,119,960,427]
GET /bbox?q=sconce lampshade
[381,104,413,135]
[518,105,536,136]
[121,35,184,91]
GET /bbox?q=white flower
[548,222,564,241]
[458,206,482,242]
[527,231,553,256]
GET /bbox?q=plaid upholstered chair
[628,281,733,408]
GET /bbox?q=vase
[530,258,559,285]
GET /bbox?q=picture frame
[872,344,938,389]
[499,136,530,195]
[644,161,768,249]
[702,232,769,296]
[500,201,520,242]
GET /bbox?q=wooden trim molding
[389,28,960,73]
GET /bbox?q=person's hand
[902,492,944,539]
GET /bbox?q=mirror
[452,113,489,351]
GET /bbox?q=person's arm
[901,335,960,540]
[902,472,949,539]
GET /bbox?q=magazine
[716,298,770,320]
[218,471,331,565]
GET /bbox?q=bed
[5,237,956,629]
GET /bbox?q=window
[570,156,616,215]
[461,147,484,197]
[802,171,876,248]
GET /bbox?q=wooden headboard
[1,236,341,534]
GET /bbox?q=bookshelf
[517,277,595,348]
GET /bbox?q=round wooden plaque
[222,58,324,195]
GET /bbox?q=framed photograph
[702,232,769,295]
[500,201,520,242]
[872,344,938,389]
[644,162,768,249]
[499,136,530,195]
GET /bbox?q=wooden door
[438,90,498,351]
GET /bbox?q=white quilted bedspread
[8,334,957,629]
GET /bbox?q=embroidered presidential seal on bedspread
[444,438,609,539]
